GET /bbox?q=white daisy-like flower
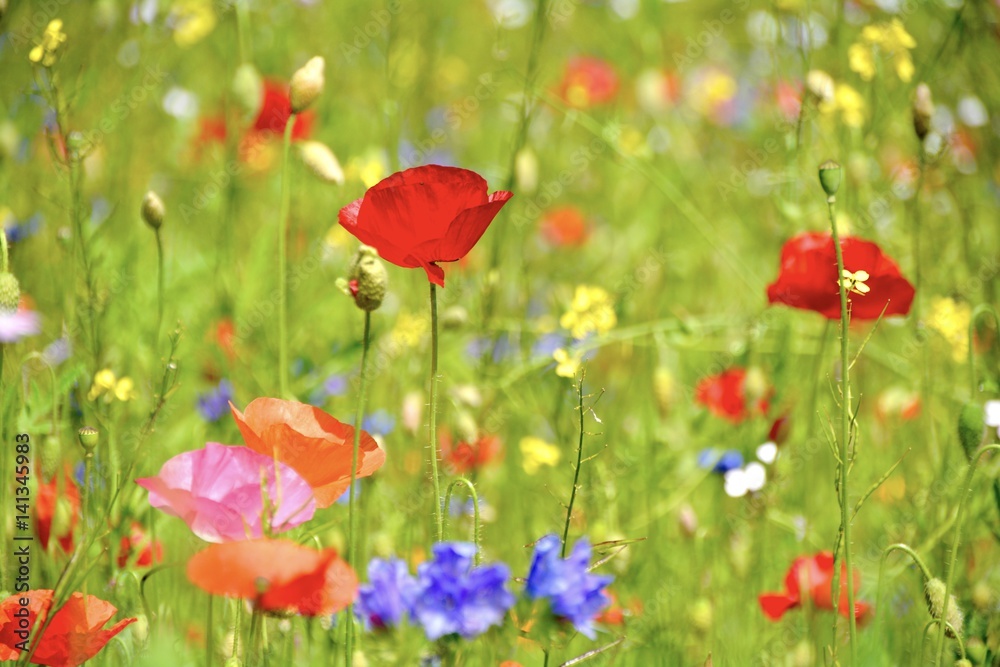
[744,462,767,492]
[723,468,748,498]
[756,441,778,464]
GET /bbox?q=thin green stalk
[345,310,372,665]
[429,283,443,541]
[827,194,858,662]
[1,228,9,272]
[911,148,926,327]
[874,543,932,647]
[443,478,481,563]
[561,375,586,558]
[934,444,1000,665]
[206,594,214,667]
[155,227,164,344]
[277,117,295,398]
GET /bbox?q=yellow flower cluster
[520,436,561,475]
[849,20,916,82]
[552,348,581,378]
[29,20,67,67]
[818,83,866,128]
[88,369,136,403]
[560,285,617,340]
[927,297,971,362]
[172,0,217,48]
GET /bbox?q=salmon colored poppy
[694,368,769,424]
[439,431,502,474]
[557,57,619,108]
[117,522,164,569]
[767,232,915,320]
[35,467,79,553]
[0,590,136,667]
[758,551,871,624]
[540,206,590,247]
[338,165,513,287]
[187,539,357,616]
[230,398,385,508]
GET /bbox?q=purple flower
[196,379,234,422]
[355,558,420,630]
[411,542,515,640]
[525,535,613,639]
[0,309,40,343]
[308,373,348,406]
[697,448,743,474]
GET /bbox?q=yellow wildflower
[29,20,67,67]
[560,285,617,339]
[172,0,217,48]
[849,19,916,82]
[553,348,581,378]
[389,312,428,349]
[88,369,136,402]
[927,297,971,362]
[520,436,561,475]
[840,269,871,296]
[821,84,865,128]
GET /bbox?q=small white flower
[744,462,767,492]
[724,468,749,498]
[984,401,1000,428]
[756,441,778,464]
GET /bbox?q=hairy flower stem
[874,543,932,645]
[155,227,165,346]
[561,375,586,558]
[277,117,295,399]
[827,196,858,662]
[934,444,1000,665]
[444,478,481,563]
[345,310,372,666]
[429,283,443,541]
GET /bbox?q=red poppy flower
[338,165,512,287]
[35,467,80,553]
[230,398,385,508]
[767,414,791,445]
[557,57,619,108]
[767,232,915,320]
[117,522,164,569]
[758,551,871,624]
[0,590,137,666]
[250,80,314,141]
[439,431,502,474]
[695,368,769,423]
[187,539,357,616]
[540,206,590,247]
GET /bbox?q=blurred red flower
[767,414,791,445]
[540,206,590,247]
[758,551,871,624]
[695,368,769,423]
[338,165,512,287]
[249,80,314,141]
[117,522,164,569]
[766,232,915,320]
[440,431,502,474]
[35,467,79,553]
[187,539,356,616]
[230,397,385,508]
[0,590,136,666]
[557,57,619,108]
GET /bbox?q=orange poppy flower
[230,398,385,508]
[439,430,502,474]
[0,590,136,667]
[35,467,80,553]
[187,539,357,616]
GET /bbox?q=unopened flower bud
[0,272,20,314]
[925,578,964,638]
[40,435,60,479]
[913,83,934,141]
[678,503,698,538]
[289,56,324,114]
[818,160,841,199]
[141,191,165,230]
[131,614,150,645]
[78,426,99,453]
[957,402,983,461]
[441,305,468,330]
[346,245,387,312]
[232,63,263,116]
[299,141,344,184]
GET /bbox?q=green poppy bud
[818,160,841,198]
[141,191,165,230]
[78,426,99,453]
[289,56,324,114]
[347,245,387,312]
[925,578,964,638]
[957,402,985,461]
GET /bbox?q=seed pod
[289,56,324,114]
[818,160,842,198]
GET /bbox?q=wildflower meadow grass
[0,1,999,666]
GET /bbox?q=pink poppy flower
[136,443,316,543]
[0,300,40,343]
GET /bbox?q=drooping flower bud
[818,160,841,199]
[913,83,934,141]
[343,245,387,312]
[78,426,99,454]
[39,435,61,479]
[289,56,324,114]
[924,578,964,638]
[299,141,344,184]
[0,272,20,314]
[957,402,985,461]
[141,191,165,230]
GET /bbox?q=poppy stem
[429,282,443,542]
[206,594,214,667]
[443,478,481,564]
[561,373,586,559]
[155,226,164,347]
[827,194,858,663]
[934,444,1000,666]
[874,543,932,649]
[967,304,1000,397]
[0,228,8,273]
[277,115,295,399]
[345,310,372,666]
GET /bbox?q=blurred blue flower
[466,333,518,363]
[532,332,566,358]
[363,409,395,436]
[3,213,42,243]
[355,557,419,630]
[525,535,613,639]
[410,542,515,640]
[42,335,71,366]
[697,448,744,474]
[309,373,348,406]
[448,496,486,518]
[196,379,233,422]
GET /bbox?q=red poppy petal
[759,593,798,620]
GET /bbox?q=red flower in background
[0,590,137,666]
[758,551,871,624]
[187,539,357,616]
[440,431,502,474]
[695,368,769,423]
[249,80,314,141]
[35,467,80,553]
[117,522,164,569]
[557,57,619,108]
[767,232,915,320]
[540,206,590,247]
[338,165,512,287]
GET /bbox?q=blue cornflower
[3,213,42,243]
[355,557,420,630]
[697,448,743,474]
[307,373,348,406]
[196,379,234,422]
[410,542,515,640]
[362,409,395,436]
[525,535,613,639]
